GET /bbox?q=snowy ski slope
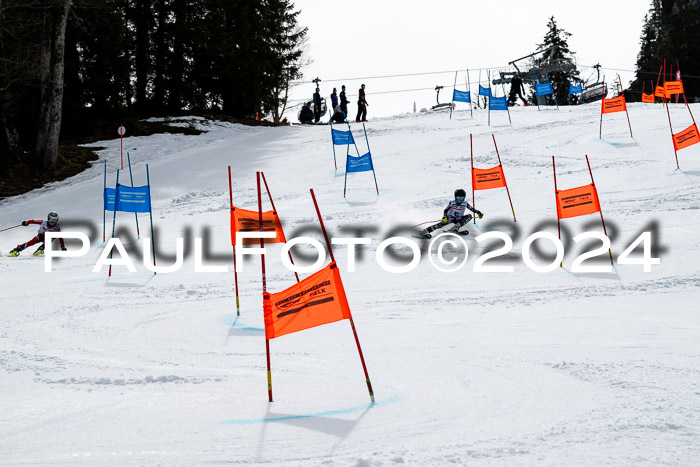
[1,103,699,466]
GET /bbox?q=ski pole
[0,224,22,233]
[410,220,440,228]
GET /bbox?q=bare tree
[35,0,72,166]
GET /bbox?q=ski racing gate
[329,121,379,198]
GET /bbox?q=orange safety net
[642,92,654,103]
[472,165,506,190]
[654,86,666,98]
[601,95,627,114]
[230,206,286,245]
[673,123,699,151]
[556,184,601,219]
[664,81,684,97]
[263,262,352,339]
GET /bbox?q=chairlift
[431,85,452,111]
[581,64,607,102]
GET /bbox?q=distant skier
[356,84,368,122]
[313,87,322,123]
[340,85,350,117]
[419,189,483,239]
[508,73,528,106]
[9,211,67,256]
[675,69,681,104]
[332,105,346,124]
[330,88,339,110]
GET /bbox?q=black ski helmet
[454,189,466,199]
[361,84,365,89]
[47,211,59,225]
[342,85,346,90]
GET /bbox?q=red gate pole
[258,172,273,402]
[310,188,375,404]
[228,167,241,316]
[552,156,562,268]
[663,90,680,169]
[120,124,124,170]
[585,155,613,264]
[492,134,516,222]
[470,134,477,225]
[260,171,300,283]
[599,75,606,138]
[676,61,696,127]
[618,74,633,138]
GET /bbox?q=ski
[413,223,470,239]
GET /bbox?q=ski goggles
[455,196,465,201]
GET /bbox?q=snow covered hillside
[1,104,699,466]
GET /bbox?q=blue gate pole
[487,70,491,126]
[450,71,457,119]
[479,69,483,109]
[330,121,337,170]
[363,123,379,195]
[499,71,512,124]
[532,69,541,111]
[466,69,473,119]
[108,170,120,278]
[127,152,141,238]
[348,124,361,158]
[343,154,349,198]
[103,160,107,242]
[146,164,156,274]
[547,69,559,109]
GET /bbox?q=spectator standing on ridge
[340,85,350,118]
[356,84,368,122]
[313,87,322,123]
[508,73,528,106]
[330,88,339,111]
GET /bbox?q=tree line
[0,0,307,169]
[632,0,700,99]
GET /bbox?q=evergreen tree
[631,1,667,98]
[263,0,308,121]
[665,0,700,99]
[632,0,700,100]
[533,16,577,106]
[1,0,309,172]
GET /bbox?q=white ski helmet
[47,211,59,225]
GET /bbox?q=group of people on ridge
[300,85,368,124]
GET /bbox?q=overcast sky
[289,0,651,119]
